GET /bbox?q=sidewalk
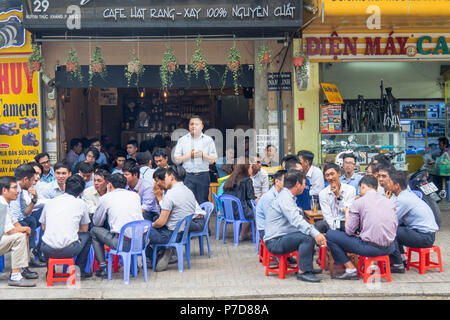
[0,205,449,300]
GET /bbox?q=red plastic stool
[318,245,327,270]
[92,245,120,273]
[47,258,76,287]
[406,246,443,274]
[357,255,391,283]
[264,248,299,279]
[258,240,266,265]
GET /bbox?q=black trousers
[41,232,92,271]
[184,172,210,205]
[389,226,435,265]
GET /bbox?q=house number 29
[33,0,50,13]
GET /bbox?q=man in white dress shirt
[250,155,269,201]
[297,150,325,197]
[174,115,217,205]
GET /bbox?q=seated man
[91,173,145,278]
[264,170,327,283]
[297,150,325,198]
[112,151,127,174]
[123,161,159,222]
[147,165,198,272]
[377,163,397,200]
[77,162,95,189]
[387,170,439,273]
[39,175,92,279]
[153,148,170,169]
[35,152,55,184]
[82,169,110,217]
[0,176,37,287]
[72,147,100,173]
[317,164,356,233]
[325,175,398,280]
[66,138,83,170]
[250,155,269,201]
[255,169,286,239]
[340,153,363,195]
[136,151,156,186]
[9,164,46,268]
[39,162,72,200]
[284,158,311,211]
[366,162,385,195]
[126,139,139,161]
[73,138,108,168]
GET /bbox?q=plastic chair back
[412,190,423,200]
[212,192,223,218]
[220,194,249,221]
[168,214,194,245]
[117,220,152,254]
[199,202,214,233]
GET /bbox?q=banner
[321,83,344,104]
[0,57,41,174]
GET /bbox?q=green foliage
[160,46,178,91]
[256,44,271,73]
[89,46,107,87]
[65,47,83,82]
[125,50,145,87]
[222,45,241,95]
[27,43,45,73]
[190,37,211,89]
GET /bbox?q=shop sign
[321,104,342,134]
[0,57,41,174]
[23,0,302,37]
[321,83,343,104]
[268,72,292,91]
[304,32,450,61]
[0,4,32,54]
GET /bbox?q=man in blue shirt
[284,158,311,210]
[35,153,54,184]
[387,170,439,273]
[40,162,72,200]
[340,153,363,195]
[255,170,286,239]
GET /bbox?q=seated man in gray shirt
[264,170,327,283]
[91,173,145,278]
[147,165,197,272]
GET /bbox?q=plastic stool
[92,245,120,273]
[357,255,392,283]
[406,246,443,274]
[264,248,299,279]
[258,240,266,265]
[318,245,327,270]
[47,258,76,287]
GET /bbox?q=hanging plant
[190,37,211,88]
[65,47,83,82]
[294,50,310,91]
[160,46,178,91]
[256,44,271,73]
[89,46,107,87]
[222,45,241,95]
[124,49,145,87]
[27,43,45,76]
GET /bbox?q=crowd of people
[0,115,440,287]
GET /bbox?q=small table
[303,210,323,225]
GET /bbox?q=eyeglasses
[343,161,356,165]
[92,143,101,147]
[39,160,50,165]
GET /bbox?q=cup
[310,198,318,213]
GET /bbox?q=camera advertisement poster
[0,57,41,174]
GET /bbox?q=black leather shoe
[296,272,321,283]
[95,265,108,278]
[81,272,93,280]
[29,259,47,268]
[311,268,323,275]
[334,270,359,280]
[390,264,405,274]
[21,267,39,280]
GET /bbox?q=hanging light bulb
[139,88,145,98]
[163,91,168,98]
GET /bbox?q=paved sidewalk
[0,205,449,300]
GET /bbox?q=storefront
[21,0,304,162]
[292,0,450,173]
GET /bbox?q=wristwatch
[336,195,342,201]
[31,199,37,204]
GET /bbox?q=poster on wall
[0,57,41,174]
[321,104,342,133]
[99,88,118,106]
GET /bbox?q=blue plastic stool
[0,255,4,273]
[188,202,214,258]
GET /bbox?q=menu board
[321,104,342,133]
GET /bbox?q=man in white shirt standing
[297,150,325,197]
[0,176,37,287]
[250,155,269,201]
[39,175,92,279]
[318,164,356,233]
[174,115,217,205]
[91,173,144,278]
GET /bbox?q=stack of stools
[357,255,392,283]
[92,245,121,273]
[406,246,443,274]
[263,247,299,279]
[47,258,76,287]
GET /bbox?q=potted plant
[65,48,83,82]
[28,43,45,74]
[294,51,310,91]
[89,46,107,86]
[190,37,211,88]
[293,50,308,67]
[222,45,241,95]
[160,46,178,91]
[125,49,145,87]
[256,44,271,73]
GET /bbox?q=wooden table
[303,210,323,225]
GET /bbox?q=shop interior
[322,61,449,173]
[59,86,253,154]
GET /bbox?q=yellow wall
[293,39,321,164]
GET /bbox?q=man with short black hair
[283,158,312,211]
[136,151,156,186]
[73,138,108,168]
[326,175,397,280]
[318,163,356,233]
[377,163,397,199]
[126,140,139,160]
[77,161,95,189]
[264,170,327,283]
[0,176,38,287]
[250,154,269,201]
[123,161,159,222]
[387,170,439,273]
[153,148,170,169]
[39,175,92,279]
[72,147,100,173]
[66,138,83,170]
[174,115,218,205]
[40,162,72,200]
[297,150,324,197]
[35,152,54,184]
[82,169,110,217]
[340,153,363,195]
[91,173,144,278]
